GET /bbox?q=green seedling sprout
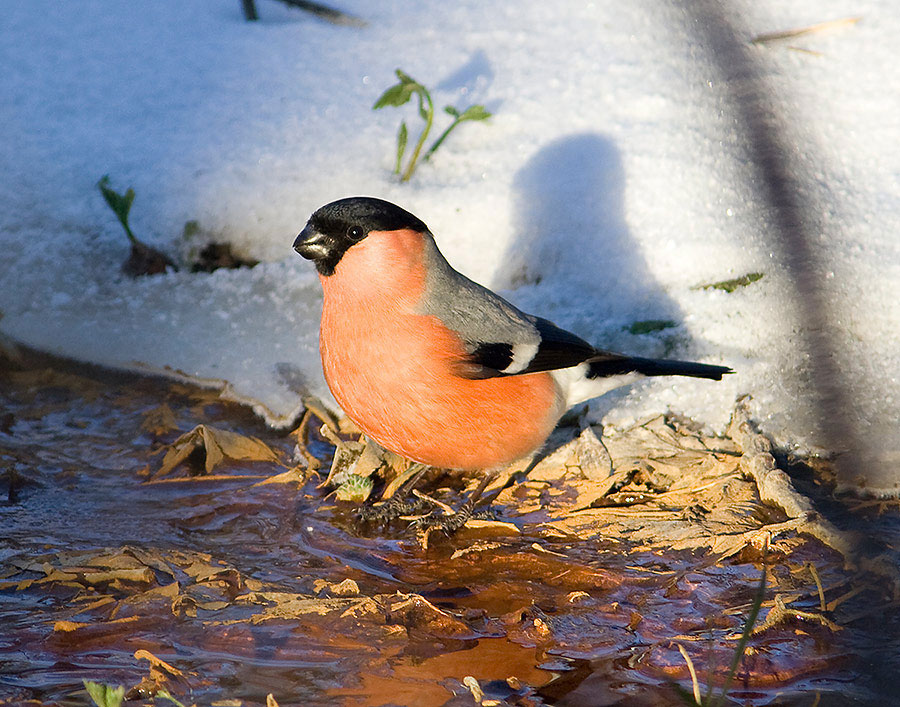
[424,104,492,161]
[83,680,125,707]
[98,175,137,245]
[97,175,177,276]
[373,70,433,182]
[334,473,374,503]
[373,69,492,182]
[626,319,678,336]
[694,272,764,293]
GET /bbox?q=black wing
[464,317,598,378]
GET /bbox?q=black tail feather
[588,353,732,381]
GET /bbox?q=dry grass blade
[826,585,867,612]
[676,643,702,704]
[808,562,827,612]
[751,16,861,45]
[712,569,767,705]
[145,473,269,485]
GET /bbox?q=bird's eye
[347,226,364,241]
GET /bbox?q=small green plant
[334,473,374,503]
[373,69,492,182]
[626,319,678,335]
[97,175,177,276]
[98,175,138,246]
[83,680,125,707]
[424,104,493,161]
[156,688,188,707]
[695,272,764,293]
[673,569,766,706]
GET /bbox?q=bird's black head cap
[293,196,428,276]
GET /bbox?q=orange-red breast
[294,197,731,471]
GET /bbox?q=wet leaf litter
[1,350,896,706]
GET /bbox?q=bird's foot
[411,502,496,535]
[355,463,430,524]
[410,472,499,537]
[356,494,431,523]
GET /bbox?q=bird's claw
[355,495,430,523]
[410,503,495,535]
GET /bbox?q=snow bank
[1,0,898,491]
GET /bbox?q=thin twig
[144,474,268,485]
[241,0,259,21]
[751,16,861,45]
[275,0,367,27]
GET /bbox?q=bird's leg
[356,462,431,522]
[413,470,499,534]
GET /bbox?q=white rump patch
[502,341,540,374]
[551,364,644,408]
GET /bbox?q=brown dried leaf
[380,460,420,500]
[120,547,178,579]
[72,596,118,614]
[81,568,156,586]
[51,615,147,644]
[457,519,522,537]
[116,582,180,609]
[182,560,242,589]
[383,593,471,637]
[154,424,281,478]
[254,466,309,486]
[313,578,360,597]
[82,552,148,570]
[134,648,184,677]
[36,566,155,588]
[141,404,178,436]
[249,595,379,623]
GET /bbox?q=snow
[1,0,898,492]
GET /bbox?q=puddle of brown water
[1,350,897,706]
[329,637,551,706]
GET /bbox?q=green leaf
[373,82,414,109]
[424,102,492,163]
[97,175,137,243]
[696,272,764,293]
[373,69,436,182]
[335,474,374,502]
[97,175,134,223]
[83,680,125,707]
[458,104,492,121]
[394,68,417,85]
[395,121,408,174]
[626,319,678,335]
[156,688,188,707]
[182,220,201,238]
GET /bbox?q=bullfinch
[293,196,731,474]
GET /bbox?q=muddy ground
[2,350,899,706]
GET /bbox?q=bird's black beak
[293,225,330,261]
